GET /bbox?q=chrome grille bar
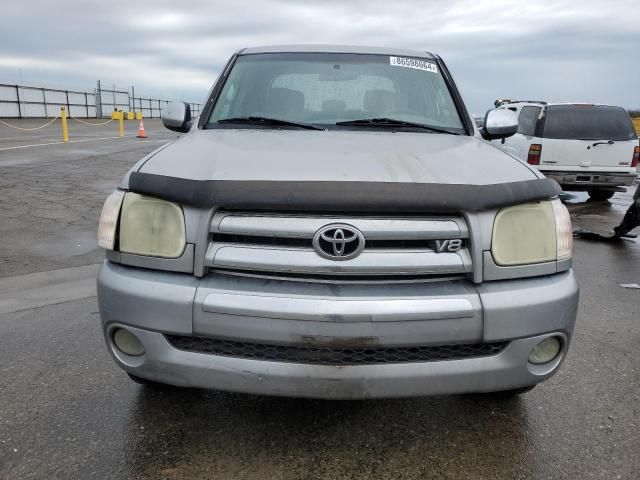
[213,212,468,239]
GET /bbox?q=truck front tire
[588,189,615,201]
[488,385,536,398]
[127,373,172,388]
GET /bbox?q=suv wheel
[588,189,615,201]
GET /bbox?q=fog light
[528,337,561,365]
[113,328,145,356]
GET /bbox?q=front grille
[205,212,473,279]
[165,335,508,365]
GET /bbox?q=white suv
[493,101,639,200]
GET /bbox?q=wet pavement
[564,184,639,238]
[1,122,639,479]
[0,119,177,278]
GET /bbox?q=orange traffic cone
[136,120,147,138]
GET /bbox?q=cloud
[1,0,638,111]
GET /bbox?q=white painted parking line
[0,135,154,151]
[0,264,100,314]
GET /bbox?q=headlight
[491,199,572,266]
[98,190,125,250]
[551,199,572,261]
[119,193,186,258]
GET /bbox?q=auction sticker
[389,56,438,73]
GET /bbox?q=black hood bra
[129,172,562,213]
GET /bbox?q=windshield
[542,105,637,141]
[207,53,465,132]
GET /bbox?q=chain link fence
[0,81,202,119]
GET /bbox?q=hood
[136,129,539,184]
[127,129,560,213]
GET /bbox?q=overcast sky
[1,0,638,113]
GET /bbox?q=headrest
[266,88,305,118]
[363,89,397,115]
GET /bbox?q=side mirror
[162,101,192,133]
[481,109,518,140]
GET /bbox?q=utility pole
[18,68,24,119]
[96,80,102,118]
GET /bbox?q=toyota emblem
[312,224,365,260]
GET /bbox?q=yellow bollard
[118,111,124,138]
[61,107,69,143]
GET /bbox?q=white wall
[0,83,201,118]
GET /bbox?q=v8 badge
[435,239,463,253]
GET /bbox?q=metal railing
[0,84,96,118]
[0,107,126,142]
[0,81,202,119]
[129,96,202,120]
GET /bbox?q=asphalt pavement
[1,120,639,479]
[0,119,177,278]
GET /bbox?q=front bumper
[541,171,637,188]
[98,262,579,399]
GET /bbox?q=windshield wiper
[217,116,323,130]
[335,117,460,135]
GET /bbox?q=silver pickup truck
[97,45,578,399]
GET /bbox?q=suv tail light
[527,144,542,165]
[632,146,639,168]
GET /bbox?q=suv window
[207,53,464,131]
[517,106,541,136]
[542,105,637,141]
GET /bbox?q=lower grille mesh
[165,335,508,365]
